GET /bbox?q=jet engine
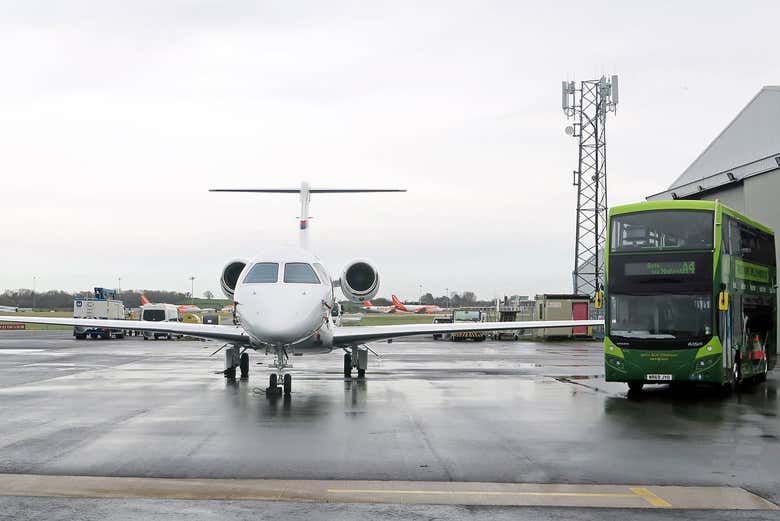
[339,260,380,303]
[220,259,248,298]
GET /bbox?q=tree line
[0,289,210,310]
[1,288,495,311]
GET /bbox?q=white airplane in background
[0,305,19,312]
[361,300,395,313]
[0,182,602,396]
[391,295,445,314]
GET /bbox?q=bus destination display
[624,261,696,276]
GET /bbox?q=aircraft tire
[239,352,249,378]
[283,374,291,395]
[344,353,352,377]
[269,373,278,388]
[357,369,365,379]
[225,367,236,379]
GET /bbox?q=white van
[140,303,180,340]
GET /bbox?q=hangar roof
[648,86,780,200]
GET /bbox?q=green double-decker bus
[604,200,776,392]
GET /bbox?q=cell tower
[562,75,618,296]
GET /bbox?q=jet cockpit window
[283,262,321,284]
[244,262,279,283]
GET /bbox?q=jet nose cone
[242,306,321,344]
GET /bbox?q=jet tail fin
[391,295,408,311]
[210,182,406,250]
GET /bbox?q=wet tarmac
[0,331,778,519]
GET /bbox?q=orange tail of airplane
[362,300,373,307]
[391,295,408,311]
[140,294,151,306]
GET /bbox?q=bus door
[722,307,731,370]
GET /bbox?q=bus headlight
[693,354,720,374]
[606,355,627,373]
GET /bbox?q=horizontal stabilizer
[210,189,406,193]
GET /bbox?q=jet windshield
[284,262,321,284]
[244,263,279,283]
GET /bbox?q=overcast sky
[1,1,777,300]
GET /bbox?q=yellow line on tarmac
[0,474,774,509]
[328,488,637,499]
[630,487,673,508]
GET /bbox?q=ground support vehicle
[604,200,776,393]
[141,303,181,340]
[450,310,487,342]
[73,288,125,340]
[432,316,453,340]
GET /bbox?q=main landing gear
[224,347,250,379]
[266,348,292,397]
[344,346,368,379]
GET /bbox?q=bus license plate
[646,374,672,381]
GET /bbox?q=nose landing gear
[266,347,292,397]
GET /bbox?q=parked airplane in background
[361,300,395,313]
[391,295,445,314]
[0,305,19,312]
[140,294,214,314]
[0,182,602,396]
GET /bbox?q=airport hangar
[647,85,780,337]
[647,85,780,247]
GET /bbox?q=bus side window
[729,217,741,256]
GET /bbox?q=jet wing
[0,316,249,344]
[333,319,604,345]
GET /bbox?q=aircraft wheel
[269,373,278,388]
[225,367,236,379]
[357,369,366,379]
[239,352,249,378]
[283,374,291,395]
[627,382,643,393]
[344,352,352,377]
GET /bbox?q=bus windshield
[610,210,713,252]
[610,294,712,340]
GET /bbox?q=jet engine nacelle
[221,259,248,298]
[339,260,380,303]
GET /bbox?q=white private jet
[0,182,603,395]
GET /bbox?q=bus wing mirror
[718,291,729,311]
[594,291,604,309]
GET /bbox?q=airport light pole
[445,287,449,309]
[418,284,423,304]
[32,276,36,310]
[189,276,195,303]
[118,277,122,292]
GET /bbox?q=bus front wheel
[627,382,643,393]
